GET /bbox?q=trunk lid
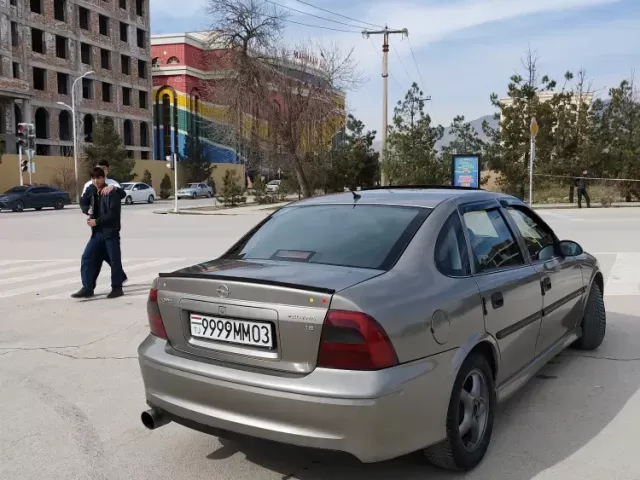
[156,259,384,374]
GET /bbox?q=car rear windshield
[224,204,431,270]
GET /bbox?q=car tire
[424,352,495,471]
[148,195,155,204]
[13,200,25,212]
[206,191,212,198]
[191,192,197,199]
[125,196,133,205]
[54,199,65,210]
[574,283,606,350]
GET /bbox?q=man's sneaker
[107,287,124,299]
[122,274,128,285]
[71,288,94,298]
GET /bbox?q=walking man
[577,169,591,208]
[72,167,125,299]
[81,160,128,284]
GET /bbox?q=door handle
[542,277,552,293]
[490,292,504,309]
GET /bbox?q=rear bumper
[138,335,457,463]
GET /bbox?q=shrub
[142,169,152,186]
[277,178,298,201]
[51,163,77,198]
[252,175,272,204]
[160,173,172,199]
[220,169,244,206]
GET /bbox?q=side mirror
[559,240,583,257]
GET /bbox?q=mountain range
[372,114,499,153]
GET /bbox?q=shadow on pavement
[201,311,640,480]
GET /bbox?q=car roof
[287,186,520,209]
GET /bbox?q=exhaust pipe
[141,408,172,430]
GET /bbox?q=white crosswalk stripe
[0,257,192,300]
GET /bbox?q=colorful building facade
[150,31,346,164]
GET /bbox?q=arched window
[123,119,133,146]
[140,122,149,147]
[35,107,49,139]
[59,110,71,141]
[167,56,180,64]
[152,57,161,67]
[84,114,94,142]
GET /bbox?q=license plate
[189,314,274,348]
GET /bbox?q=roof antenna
[351,190,361,201]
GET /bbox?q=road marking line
[0,260,77,275]
[0,258,185,299]
[604,253,640,296]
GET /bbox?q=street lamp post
[58,70,94,204]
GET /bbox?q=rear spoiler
[157,272,336,295]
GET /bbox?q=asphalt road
[1,205,640,480]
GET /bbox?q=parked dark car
[0,185,71,212]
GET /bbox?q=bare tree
[202,0,362,197]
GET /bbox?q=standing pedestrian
[72,167,125,299]
[81,160,128,284]
[577,169,591,208]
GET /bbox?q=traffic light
[17,123,27,150]
[21,159,29,172]
[27,124,36,151]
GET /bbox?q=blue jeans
[81,232,124,291]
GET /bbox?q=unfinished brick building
[0,0,152,159]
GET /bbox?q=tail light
[147,288,168,339]
[317,310,398,370]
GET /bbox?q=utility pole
[363,25,408,186]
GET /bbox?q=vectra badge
[217,284,229,299]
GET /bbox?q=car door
[199,183,207,196]
[27,187,48,208]
[460,200,544,384]
[504,204,585,356]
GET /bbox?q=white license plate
[189,314,274,348]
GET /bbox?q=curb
[532,203,640,210]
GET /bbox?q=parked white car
[177,183,214,199]
[121,182,157,205]
[266,179,281,193]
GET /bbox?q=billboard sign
[452,154,481,188]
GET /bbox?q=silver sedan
[137,187,606,471]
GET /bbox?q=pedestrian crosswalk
[0,253,638,301]
[0,257,196,301]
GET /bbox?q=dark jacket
[576,173,590,190]
[80,185,124,237]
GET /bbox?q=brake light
[147,288,168,339]
[317,310,398,370]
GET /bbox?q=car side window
[506,207,556,261]
[462,209,524,273]
[139,184,149,190]
[31,187,47,194]
[435,212,471,277]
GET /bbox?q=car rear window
[224,204,431,270]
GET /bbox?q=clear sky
[151,0,640,137]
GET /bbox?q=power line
[284,18,360,33]
[294,0,384,29]
[406,36,425,88]
[390,41,413,85]
[265,0,364,29]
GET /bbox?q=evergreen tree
[383,83,446,185]
[182,137,214,184]
[84,117,136,182]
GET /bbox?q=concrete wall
[0,154,244,194]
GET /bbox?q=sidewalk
[532,202,640,209]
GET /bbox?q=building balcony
[0,76,31,98]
